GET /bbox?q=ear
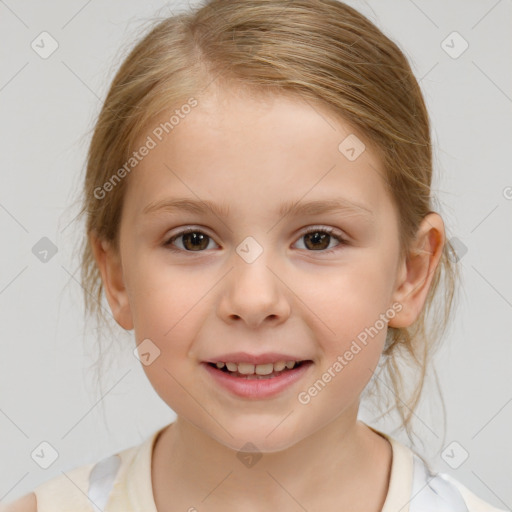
[89,232,134,331]
[388,213,445,328]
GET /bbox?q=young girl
[4,0,505,510]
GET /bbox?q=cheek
[139,356,204,433]
[129,267,206,415]
[297,256,396,340]
[125,253,202,336]
[292,252,394,398]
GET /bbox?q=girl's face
[100,87,429,452]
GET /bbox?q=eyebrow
[142,197,374,219]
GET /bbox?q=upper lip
[204,352,311,365]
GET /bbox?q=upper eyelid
[167,225,346,237]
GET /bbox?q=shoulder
[374,427,506,512]
[28,454,121,512]
[0,429,162,512]
[410,454,506,512]
[442,474,507,512]
[0,492,37,512]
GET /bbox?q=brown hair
[75,0,459,441]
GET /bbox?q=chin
[204,416,308,454]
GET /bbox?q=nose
[217,250,291,329]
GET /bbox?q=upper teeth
[215,361,299,375]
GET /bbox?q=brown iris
[303,231,331,251]
[181,232,210,251]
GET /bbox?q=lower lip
[202,362,313,399]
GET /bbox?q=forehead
[123,86,391,222]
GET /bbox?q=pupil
[184,232,208,251]
[305,232,329,250]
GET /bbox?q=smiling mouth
[206,360,312,379]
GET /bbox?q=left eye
[163,227,347,253]
[294,227,347,253]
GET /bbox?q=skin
[87,85,444,511]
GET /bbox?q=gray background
[1,0,511,508]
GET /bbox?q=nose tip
[217,256,291,328]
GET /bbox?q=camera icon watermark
[31,441,59,469]
[236,236,263,264]
[448,236,468,263]
[134,338,161,366]
[236,442,262,468]
[338,134,366,161]
[32,237,58,263]
[441,441,469,469]
[31,31,59,59]
[441,31,469,59]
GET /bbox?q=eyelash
[163,226,348,255]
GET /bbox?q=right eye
[163,228,219,252]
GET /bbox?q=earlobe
[388,213,445,329]
[89,232,134,331]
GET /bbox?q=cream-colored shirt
[31,424,505,511]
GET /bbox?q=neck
[152,410,392,511]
